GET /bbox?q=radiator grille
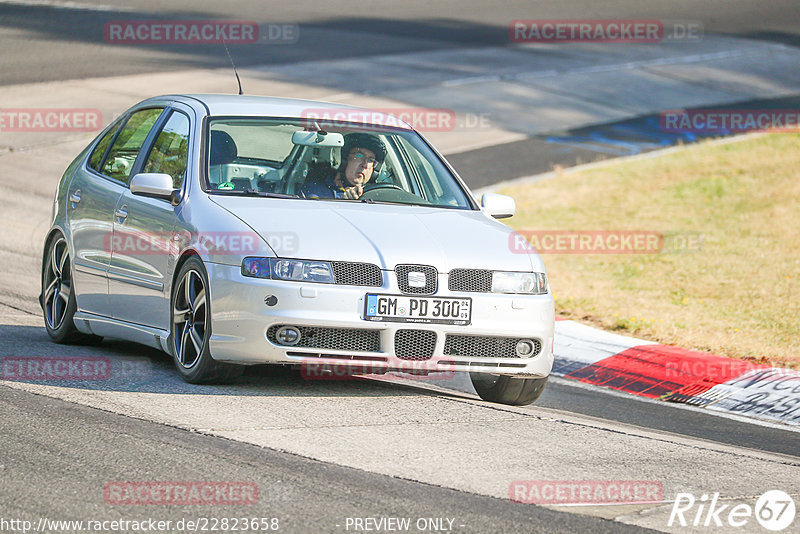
[444,335,541,359]
[332,261,383,287]
[448,269,492,292]
[394,329,437,360]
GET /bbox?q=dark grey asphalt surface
[1,0,800,87]
[450,94,800,188]
[0,383,653,534]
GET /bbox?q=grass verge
[501,133,800,369]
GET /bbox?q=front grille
[444,335,542,359]
[395,264,437,295]
[268,325,380,352]
[332,261,383,287]
[394,329,437,360]
[449,269,492,292]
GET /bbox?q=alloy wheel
[172,269,208,369]
[43,238,71,330]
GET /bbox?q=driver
[300,133,386,200]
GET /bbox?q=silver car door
[68,117,128,317]
[109,108,192,327]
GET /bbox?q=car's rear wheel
[171,256,242,384]
[470,373,548,406]
[41,235,101,344]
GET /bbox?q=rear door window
[101,108,163,184]
[88,119,123,172]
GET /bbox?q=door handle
[115,206,128,223]
[69,190,81,207]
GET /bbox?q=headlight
[272,259,335,283]
[491,271,548,295]
[241,257,335,284]
[241,257,271,278]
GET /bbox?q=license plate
[364,294,472,325]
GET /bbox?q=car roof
[149,94,414,130]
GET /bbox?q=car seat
[286,145,339,195]
[209,130,238,186]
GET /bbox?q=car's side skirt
[73,311,170,353]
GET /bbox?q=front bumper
[206,263,555,377]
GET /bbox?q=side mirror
[130,173,178,203]
[481,193,515,219]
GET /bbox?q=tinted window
[101,108,163,184]
[143,111,190,189]
[88,120,122,172]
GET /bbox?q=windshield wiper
[234,189,299,199]
[359,198,431,207]
[303,196,359,202]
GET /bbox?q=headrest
[209,130,238,166]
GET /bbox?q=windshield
[205,117,475,209]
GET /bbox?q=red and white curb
[553,318,800,427]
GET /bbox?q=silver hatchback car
[40,94,554,405]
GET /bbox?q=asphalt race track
[1,2,799,533]
[1,385,649,534]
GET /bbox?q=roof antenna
[222,39,244,95]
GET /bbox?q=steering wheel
[362,183,404,193]
[359,182,429,204]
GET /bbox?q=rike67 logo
[669,490,796,531]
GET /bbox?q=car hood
[209,196,541,272]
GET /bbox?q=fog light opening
[276,326,301,346]
[515,340,535,358]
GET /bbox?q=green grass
[501,134,800,369]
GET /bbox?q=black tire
[170,256,243,384]
[41,235,102,345]
[470,373,548,406]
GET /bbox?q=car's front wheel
[171,256,242,384]
[470,373,548,406]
